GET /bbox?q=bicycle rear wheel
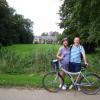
[42,71,63,92]
[80,73,100,95]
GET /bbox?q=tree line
[58,0,100,52]
[0,0,34,46]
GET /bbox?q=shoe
[77,86,81,91]
[59,84,67,90]
[69,84,74,89]
[62,84,67,90]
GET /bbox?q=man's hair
[74,37,80,39]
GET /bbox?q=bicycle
[42,59,100,95]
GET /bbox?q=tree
[41,32,48,36]
[59,0,100,52]
[12,14,34,44]
[0,0,34,46]
[41,31,59,36]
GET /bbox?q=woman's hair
[61,37,68,43]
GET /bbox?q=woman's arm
[56,48,63,60]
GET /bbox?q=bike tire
[42,71,64,92]
[80,73,100,95]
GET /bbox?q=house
[33,36,57,44]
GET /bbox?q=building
[33,36,57,44]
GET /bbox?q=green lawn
[0,44,60,87]
[5,44,60,57]
[0,44,99,87]
[0,73,43,88]
[0,44,60,74]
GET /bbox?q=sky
[7,0,63,36]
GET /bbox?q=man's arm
[81,46,88,65]
[82,53,88,65]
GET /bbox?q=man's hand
[84,62,88,66]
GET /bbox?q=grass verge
[0,73,44,88]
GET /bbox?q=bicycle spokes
[80,73,100,95]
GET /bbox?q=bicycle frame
[43,60,100,94]
[51,60,93,87]
[60,68,92,87]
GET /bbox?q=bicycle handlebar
[81,64,88,68]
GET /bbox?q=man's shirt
[70,45,85,63]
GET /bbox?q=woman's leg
[60,70,65,85]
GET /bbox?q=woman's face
[63,40,68,47]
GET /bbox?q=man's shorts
[69,62,81,72]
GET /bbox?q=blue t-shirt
[70,45,85,63]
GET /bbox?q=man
[69,37,88,90]
[69,37,88,91]
[69,37,88,72]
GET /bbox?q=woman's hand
[59,55,64,60]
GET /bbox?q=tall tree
[0,0,34,46]
[59,0,100,52]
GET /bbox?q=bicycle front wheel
[80,73,100,95]
[42,71,63,92]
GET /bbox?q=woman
[56,38,70,90]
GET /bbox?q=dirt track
[0,88,100,100]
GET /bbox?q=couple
[56,37,88,90]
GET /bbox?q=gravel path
[0,88,100,100]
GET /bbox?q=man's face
[74,37,80,45]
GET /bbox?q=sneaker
[77,86,81,91]
[62,84,67,90]
[69,84,74,90]
[59,84,67,90]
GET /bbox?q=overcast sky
[7,0,63,36]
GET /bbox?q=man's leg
[75,63,81,72]
[69,62,75,72]
[74,63,81,91]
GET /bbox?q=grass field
[0,73,43,88]
[0,44,60,74]
[0,44,99,87]
[5,44,59,57]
